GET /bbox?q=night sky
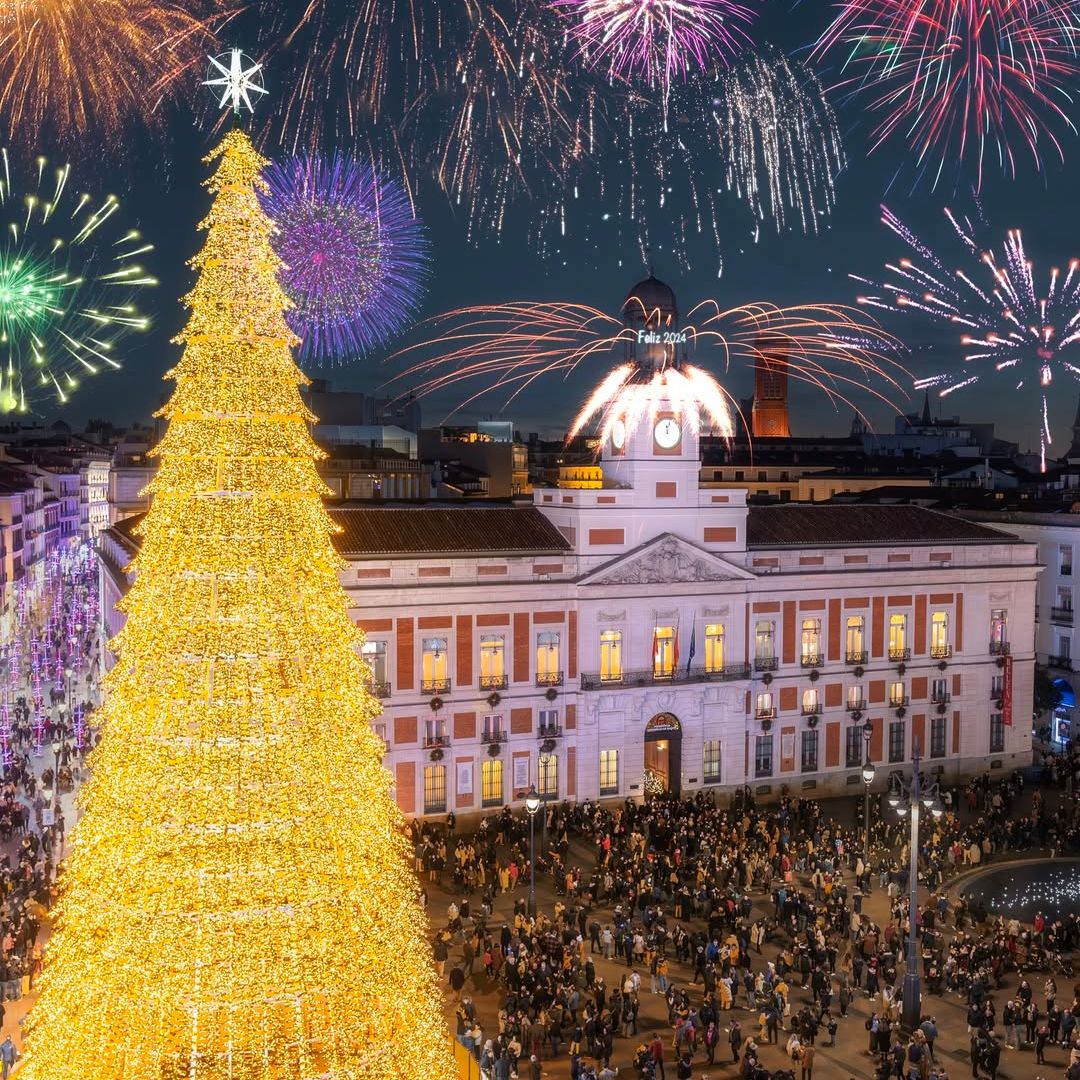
[43,0,1080,451]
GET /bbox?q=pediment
[580,533,755,587]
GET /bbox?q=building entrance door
[644,713,682,797]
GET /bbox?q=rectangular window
[801,618,822,666]
[653,626,675,678]
[755,691,775,719]
[705,624,725,673]
[846,616,866,662]
[802,688,820,715]
[931,677,948,703]
[889,680,906,707]
[361,640,387,685]
[1061,544,1073,575]
[991,673,1003,699]
[482,713,504,741]
[482,759,503,807]
[755,621,776,668]
[889,614,908,659]
[845,725,863,768]
[599,749,619,796]
[801,729,819,773]
[847,684,864,710]
[888,720,906,763]
[703,739,722,784]
[423,764,447,814]
[536,632,561,684]
[424,717,448,746]
[754,734,773,778]
[372,722,387,747]
[421,637,449,693]
[990,713,1005,753]
[538,753,558,799]
[479,635,506,688]
[990,609,1008,652]
[1059,636,1072,661]
[930,715,947,758]
[930,611,950,657]
[538,708,559,736]
[600,629,622,682]
[1059,587,1073,611]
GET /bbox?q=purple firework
[260,153,430,363]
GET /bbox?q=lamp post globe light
[889,741,944,1033]
[525,783,541,919]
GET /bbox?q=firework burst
[0,150,155,411]
[386,294,905,434]
[0,0,224,145]
[260,154,430,364]
[854,204,1080,469]
[812,0,1080,188]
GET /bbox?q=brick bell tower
[751,343,790,438]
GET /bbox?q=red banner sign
[1001,655,1013,726]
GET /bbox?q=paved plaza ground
[433,788,1077,1080]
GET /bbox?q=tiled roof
[331,504,570,556]
[104,504,571,558]
[747,504,1018,548]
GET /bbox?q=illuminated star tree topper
[204,48,267,114]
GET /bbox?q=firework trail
[260,154,430,364]
[811,0,1080,189]
[853,203,1080,469]
[0,149,155,411]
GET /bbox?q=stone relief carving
[595,536,737,585]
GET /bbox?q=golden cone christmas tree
[24,130,454,1080]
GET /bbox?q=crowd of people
[421,765,1080,1080]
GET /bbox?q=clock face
[611,419,626,450]
[653,417,681,449]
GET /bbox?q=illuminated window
[481,759,503,807]
[755,621,775,666]
[756,691,774,718]
[653,626,675,678]
[599,749,619,796]
[889,614,908,659]
[423,764,447,814]
[538,753,558,799]
[931,611,949,657]
[705,624,725,673]
[889,680,906,706]
[847,684,864,709]
[600,629,622,682]
[421,637,448,692]
[703,739,722,784]
[361,640,387,684]
[801,618,822,665]
[536,632,561,683]
[990,609,1008,650]
[479,635,505,687]
[802,688,820,715]
[846,616,865,661]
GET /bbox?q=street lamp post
[860,720,876,890]
[888,741,943,1033]
[525,784,540,920]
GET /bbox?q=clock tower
[601,273,701,501]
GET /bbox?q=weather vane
[204,48,267,115]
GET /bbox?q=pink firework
[812,0,1080,188]
[552,0,758,88]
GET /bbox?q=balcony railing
[1051,607,1074,625]
[482,730,507,744]
[989,640,1010,656]
[1063,564,1073,576]
[889,696,910,708]
[845,698,866,712]
[1049,654,1073,670]
[755,707,777,721]
[800,653,824,669]
[421,678,451,695]
[422,734,450,749]
[580,663,751,691]
[931,692,951,705]
[754,656,778,672]
[369,680,392,699]
[846,650,868,665]
[537,724,563,739]
[801,703,823,717]
[930,645,952,659]
[479,674,508,691]
[889,647,911,661]
[536,671,564,687]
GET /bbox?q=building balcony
[1063,564,1073,576]
[931,692,951,705]
[535,671,564,688]
[422,734,450,749]
[801,703,823,717]
[845,698,866,712]
[1051,607,1074,626]
[481,730,507,745]
[889,696,910,708]
[754,656,778,672]
[989,641,1010,656]
[1048,654,1073,670]
[889,648,911,662]
[421,678,451,695]
[800,653,824,669]
[580,664,752,691]
[846,650,868,665]
[369,680,392,699]
[755,707,777,721]
[479,674,508,691]
[930,645,952,659]
[537,724,563,739]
